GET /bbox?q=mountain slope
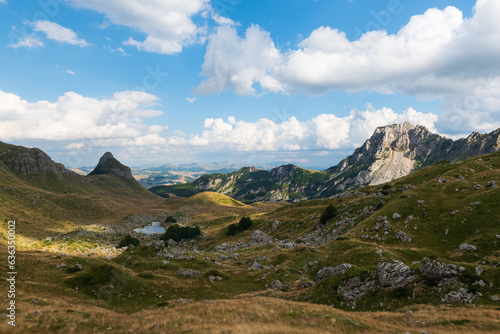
[151,122,500,202]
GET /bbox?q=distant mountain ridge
[151,122,500,201]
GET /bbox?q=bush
[382,184,392,190]
[118,235,140,248]
[319,204,338,225]
[161,224,201,242]
[226,217,253,236]
[165,216,177,224]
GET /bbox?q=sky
[0,0,499,170]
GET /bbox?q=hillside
[1,151,498,333]
[151,122,500,202]
[0,142,164,238]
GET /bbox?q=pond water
[133,222,165,235]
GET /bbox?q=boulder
[315,263,354,282]
[176,269,201,278]
[394,230,412,243]
[420,257,465,284]
[442,288,476,304]
[458,243,477,251]
[376,261,415,288]
[475,266,484,276]
[392,213,402,219]
[269,280,282,290]
[251,230,274,245]
[485,180,496,189]
[373,217,391,231]
[271,220,281,231]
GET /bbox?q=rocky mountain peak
[88,152,134,180]
[0,141,77,179]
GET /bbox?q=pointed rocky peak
[88,152,134,180]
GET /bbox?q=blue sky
[0,0,498,169]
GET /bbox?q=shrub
[226,217,253,236]
[118,235,140,248]
[161,224,201,242]
[382,184,392,190]
[319,204,338,225]
[165,216,177,224]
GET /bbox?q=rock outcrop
[88,152,134,180]
[376,261,416,288]
[420,257,465,284]
[315,264,354,282]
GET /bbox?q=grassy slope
[0,152,499,333]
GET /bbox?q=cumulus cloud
[67,0,209,54]
[196,25,283,95]
[7,36,44,48]
[0,90,164,142]
[197,0,500,134]
[189,107,438,151]
[33,20,89,47]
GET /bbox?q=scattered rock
[271,220,281,231]
[269,280,282,290]
[176,269,201,278]
[75,263,83,271]
[250,261,262,270]
[420,257,465,284]
[376,250,383,257]
[469,202,481,206]
[473,183,482,190]
[442,288,476,304]
[209,276,223,283]
[475,266,483,276]
[374,217,391,231]
[315,264,354,282]
[376,261,415,288]
[490,295,500,301]
[458,243,477,251]
[251,230,274,246]
[392,213,402,219]
[57,263,66,268]
[485,180,496,189]
[34,310,41,316]
[394,230,412,243]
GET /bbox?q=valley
[0,129,499,333]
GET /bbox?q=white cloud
[66,69,76,75]
[197,0,500,134]
[196,25,283,95]
[33,20,89,47]
[67,0,209,54]
[189,107,438,151]
[7,36,44,48]
[186,97,197,103]
[0,90,163,142]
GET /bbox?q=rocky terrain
[151,122,500,202]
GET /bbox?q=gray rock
[473,183,482,190]
[420,257,465,284]
[57,263,66,268]
[475,266,483,276]
[209,276,223,283]
[269,280,282,290]
[251,230,274,245]
[337,276,379,301]
[250,261,262,270]
[394,230,412,243]
[271,220,281,231]
[442,288,476,304]
[485,180,496,189]
[373,217,391,231]
[315,263,354,282]
[490,295,500,301]
[392,213,402,219]
[75,263,83,271]
[458,243,477,251]
[176,269,201,278]
[34,310,41,316]
[376,261,415,288]
[469,202,481,206]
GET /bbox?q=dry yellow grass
[1,296,499,333]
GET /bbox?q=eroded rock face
[420,257,465,284]
[315,264,354,282]
[337,275,379,301]
[376,261,415,288]
[88,152,134,180]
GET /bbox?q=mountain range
[150,122,500,201]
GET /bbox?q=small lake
[133,222,165,235]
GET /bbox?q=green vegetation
[165,215,177,223]
[319,204,338,225]
[226,216,253,236]
[161,224,201,242]
[117,235,140,248]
